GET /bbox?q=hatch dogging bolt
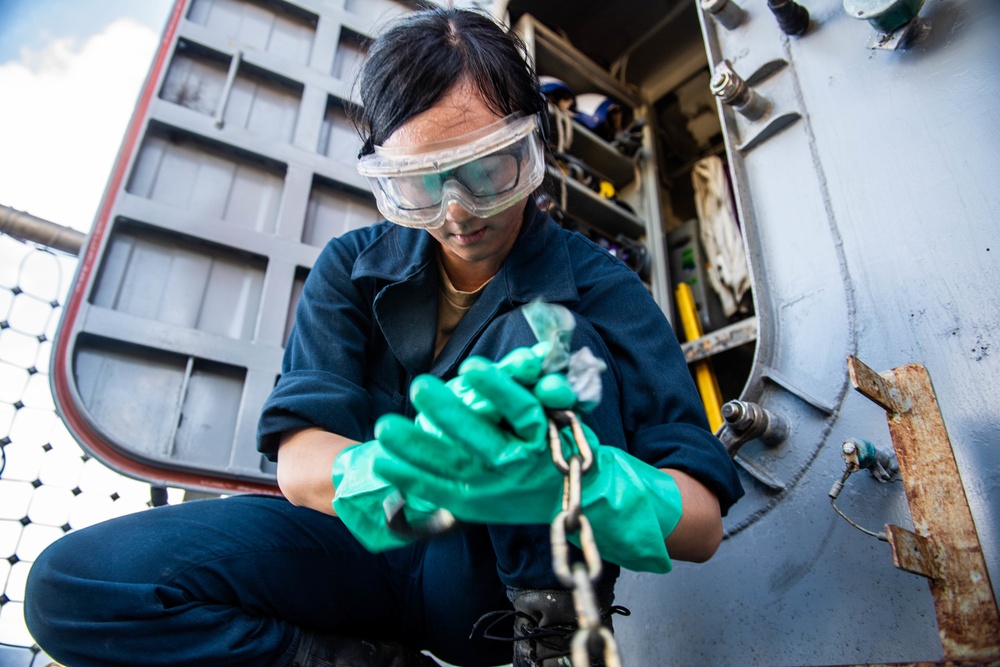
[710,61,771,122]
[718,399,790,456]
[721,401,746,426]
[701,0,747,30]
[768,0,811,35]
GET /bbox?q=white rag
[692,156,751,318]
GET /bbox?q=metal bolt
[710,61,771,122]
[768,0,811,36]
[721,401,744,424]
[719,400,790,457]
[701,0,747,30]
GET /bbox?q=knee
[24,525,122,653]
[24,535,75,651]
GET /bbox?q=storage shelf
[680,317,758,363]
[552,111,637,189]
[519,11,664,305]
[519,15,639,108]
[546,166,645,239]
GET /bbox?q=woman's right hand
[331,439,436,552]
[373,366,569,526]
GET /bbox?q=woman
[25,6,742,667]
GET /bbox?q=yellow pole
[675,282,724,432]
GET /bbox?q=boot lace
[469,605,631,659]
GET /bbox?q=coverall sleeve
[568,235,744,514]
[256,234,375,461]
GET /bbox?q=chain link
[548,410,623,667]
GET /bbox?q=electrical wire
[549,104,575,212]
[828,467,888,541]
[830,497,888,542]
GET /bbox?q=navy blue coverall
[25,201,742,667]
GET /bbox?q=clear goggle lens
[357,114,545,229]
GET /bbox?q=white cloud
[0,18,159,232]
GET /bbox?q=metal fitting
[841,437,876,471]
[718,400,790,456]
[720,400,753,431]
[841,438,899,482]
[768,0,810,35]
[843,0,923,34]
[701,0,746,30]
[843,0,929,50]
[0,204,85,256]
[710,61,771,122]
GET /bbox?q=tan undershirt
[433,256,492,361]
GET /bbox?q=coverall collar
[352,198,579,376]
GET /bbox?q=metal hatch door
[51,0,414,493]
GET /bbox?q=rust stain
[888,365,1000,660]
[837,661,1000,666]
[849,357,1000,661]
[886,524,940,580]
[847,355,896,412]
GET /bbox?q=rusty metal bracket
[847,355,1000,662]
[885,524,939,580]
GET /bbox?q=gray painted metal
[614,1,1000,665]
[51,0,403,489]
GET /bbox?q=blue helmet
[539,76,576,110]
[573,93,622,139]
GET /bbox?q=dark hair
[354,5,543,156]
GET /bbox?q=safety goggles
[357,114,545,228]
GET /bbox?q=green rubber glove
[565,419,683,574]
[375,344,587,529]
[333,343,557,551]
[374,361,684,573]
[331,440,440,552]
[375,368,567,525]
[417,342,576,428]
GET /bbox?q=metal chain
[548,411,623,667]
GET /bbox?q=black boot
[291,629,440,667]
[509,589,625,667]
[511,589,576,666]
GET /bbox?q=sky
[0,1,182,648]
[0,0,176,232]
